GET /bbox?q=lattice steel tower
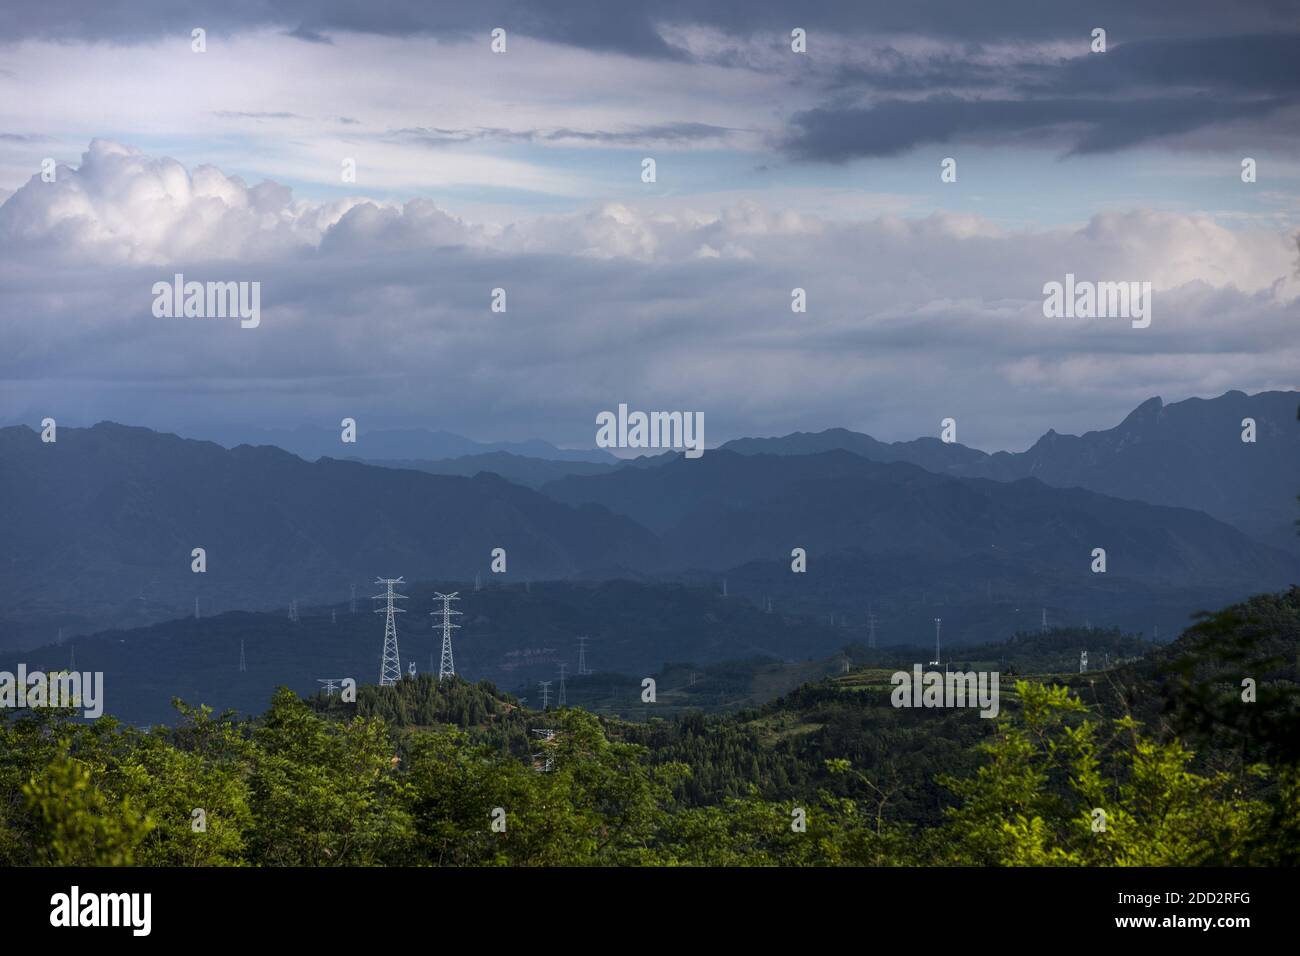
[557,662,568,707]
[576,635,590,676]
[432,591,462,681]
[373,577,408,687]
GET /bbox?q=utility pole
[373,577,407,687]
[432,592,463,681]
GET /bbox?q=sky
[1,1,1297,452]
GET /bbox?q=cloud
[2,1,1295,54]
[1,141,1296,452]
[784,33,1300,160]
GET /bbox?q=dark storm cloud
[788,32,1300,160]
[786,94,1295,160]
[2,0,1295,52]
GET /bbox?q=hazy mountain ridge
[0,422,658,636]
[719,390,1300,549]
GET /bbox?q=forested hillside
[3,588,1296,866]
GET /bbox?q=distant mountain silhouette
[169,422,616,464]
[542,448,1295,589]
[358,451,617,488]
[0,422,657,636]
[3,400,1296,652]
[721,390,1300,549]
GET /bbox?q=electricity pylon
[538,680,552,710]
[239,640,246,673]
[576,636,590,676]
[557,663,568,707]
[931,618,942,666]
[289,600,298,623]
[867,607,878,649]
[350,583,356,614]
[432,592,462,681]
[317,678,341,697]
[373,577,408,687]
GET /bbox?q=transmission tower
[289,600,299,623]
[931,617,942,665]
[1080,649,1088,674]
[576,636,590,676]
[331,609,337,625]
[431,591,463,681]
[1041,607,1048,632]
[867,608,878,649]
[474,571,482,592]
[538,680,552,711]
[239,640,246,673]
[408,661,417,679]
[557,663,568,707]
[841,653,850,674]
[373,577,408,687]
[194,596,200,620]
[722,578,728,598]
[350,583,357,615]
[317,678,341,697]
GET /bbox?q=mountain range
[0,389,1295,658]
